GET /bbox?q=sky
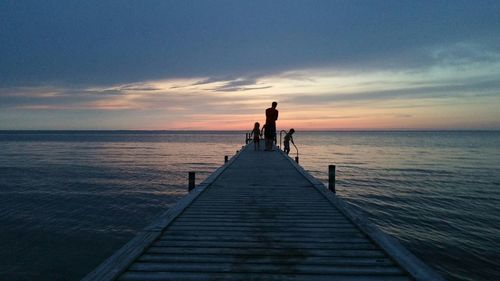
[1,0,500,130]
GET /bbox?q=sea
[0,131,499,281]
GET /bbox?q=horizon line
[1,129,499,132]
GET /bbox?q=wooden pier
[83,142,443,281]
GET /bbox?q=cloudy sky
[1,0,499,130]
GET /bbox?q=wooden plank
[189,205,332,209]
[195,197,325,201]
[157,235,370,244]
[172,221,352,226]
[176,214,349,220]
[146,247,388,258]
[177,213,343,219]
[189,203,335,207]
[160,230,368,239]
[201,190,316,194]
[195,192,325,196]
[119,271,410,281]
[153,240,377,250]
[193,196,328,200]
[184,205,339,209]
[128,261,405,275]
[179,210,344,216]
[175,215,352,222]
[137,254,395,266]
[165,225,360,233]
[170,219,354,226]
[200,192,322,196]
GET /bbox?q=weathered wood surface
[83,141,444,281]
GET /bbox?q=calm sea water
[0,131,499,281]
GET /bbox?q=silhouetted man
[264,101,278,151]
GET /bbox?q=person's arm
[275,110,279,121]
[291,135,294,144]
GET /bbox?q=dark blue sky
[2,0,499,87]
[1,1,500,129]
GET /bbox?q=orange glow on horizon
[4,61,500,130]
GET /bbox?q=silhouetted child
[251,122,261,150]
[284,128,295,155]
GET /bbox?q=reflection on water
[0,131,499,280]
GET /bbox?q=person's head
[271,101,277,108]
[254,122,260,129]
[289,128,295,134]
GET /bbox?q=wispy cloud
[1,42,500,129]
[214,78,272,92]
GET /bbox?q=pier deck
[83,142,443,281]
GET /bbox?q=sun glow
[2,58,500,130]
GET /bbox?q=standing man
[264,101,278,151]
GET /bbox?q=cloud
[0,77,271,113]
[118,84,162,92]
[426,41,500,67]
[192,77,232,86]
[212,78,272,92]
[1,1,500,87]
[2,55,500,112]
[283,78,500,106]
[1,31,500,129]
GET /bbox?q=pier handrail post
[328,165,336,193]
[224,155,228,163]
[293,142,299,163]
[188,172,195,192]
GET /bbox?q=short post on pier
[328,165,336,193]
[295,156,299,163]
[224,155,228,163]
[188,172,195,192]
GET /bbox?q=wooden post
[188,172,195,192]
[295,156,299,163]
[329,165,336,193]
[224,155,228,163]
[245,133,249,144]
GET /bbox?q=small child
[250,122,262,151]
[284,128,295,155]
